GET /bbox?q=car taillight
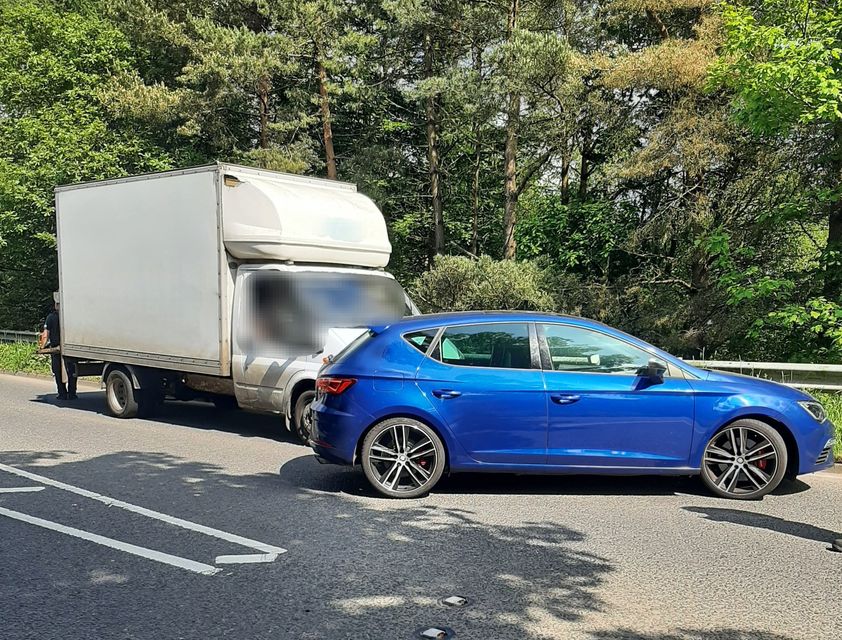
[317,377,357,395]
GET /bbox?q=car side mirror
[636,358,667,380]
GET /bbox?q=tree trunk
[257,75,269,150]
[825,121,842,299]
[502,0,520,260]
[560,147,571,205]
[470,43,482,256]
[317,59,337,180]
[578,128,591,201]
[424,29,445,256]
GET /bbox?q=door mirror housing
[636,358,667,380]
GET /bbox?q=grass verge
[0,342,50,376]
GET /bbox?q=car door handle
[551,393,580,405]
[432,389,462,399]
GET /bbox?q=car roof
[378,310,606,333]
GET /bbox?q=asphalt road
[1,373,841,640]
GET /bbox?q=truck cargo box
[55,163,392,376]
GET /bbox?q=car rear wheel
[700,419,787,500]
[361,417,445,499]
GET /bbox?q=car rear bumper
[309,399,369,465]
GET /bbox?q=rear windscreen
[332,330,374,364]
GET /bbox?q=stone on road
[1,373,840,640]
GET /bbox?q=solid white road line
[0,486,45,493]
[0,506,220,575]
[0,463,286,557]
[215,553,278,564]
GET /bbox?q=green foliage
[809,391,842,460]
[2,0,842,371]
[517,191,634,277]
[0,342,51,375]
[713,0,842,132]
[0,0,173,329]
[409,255,555,313]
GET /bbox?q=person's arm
[39,321,48,349]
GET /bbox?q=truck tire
[105,369,140,418]
[293,390,316,444]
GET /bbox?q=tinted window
[540,324,651,374]
[439,323,532,369]
[404,329,438,353]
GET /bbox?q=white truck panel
[221,167,391,267]
[57,169,228,375]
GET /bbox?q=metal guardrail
[0,329,39,344]
[686,360,842,391]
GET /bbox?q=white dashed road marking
[0,506,220,575]
[0,463,286,574]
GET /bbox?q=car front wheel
[361,417,445,499]
[700,419,788,500]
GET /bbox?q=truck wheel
[293,390,316,444]
[105,369,140,418]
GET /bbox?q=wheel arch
[286,377,316,421]
[353,412,451,470]
[715,413,800,480]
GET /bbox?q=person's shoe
[832,538,842,553]
[56,394,68,401]
[68,393,78,400]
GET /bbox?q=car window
[438,323,532,369]
[539,324,652,375]
[404,329,439,353]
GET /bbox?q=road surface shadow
[278,454,810,499]
[683,506,840,546]
[1,449,612,639]
[30,390,299,444]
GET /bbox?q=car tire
[361,417,446,499]
[293,390,316,443]
[105,369,140,419]
[700,418,788,500]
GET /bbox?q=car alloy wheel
[701,419,787,499]
[361,417,445,498]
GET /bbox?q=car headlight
[798,400,827,423]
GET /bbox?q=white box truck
[55,163,415,440]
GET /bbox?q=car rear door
[415,322,547,465]
[538,322,695,468]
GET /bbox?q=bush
[409,255,555,313]
[811,391,842,462]
[0,342,50,375]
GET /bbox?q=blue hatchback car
[310,311,836,499]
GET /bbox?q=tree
[0,0,173,329]
[713,0,842,296]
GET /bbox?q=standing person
[43,297,76,401]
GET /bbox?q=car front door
[415,322,547,465]
[539,323,695,468]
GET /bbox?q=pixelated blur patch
[240,269,408,357]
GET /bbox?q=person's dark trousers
[50,353,67,399]
[65,357,77,397]
[50,355,77,399]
